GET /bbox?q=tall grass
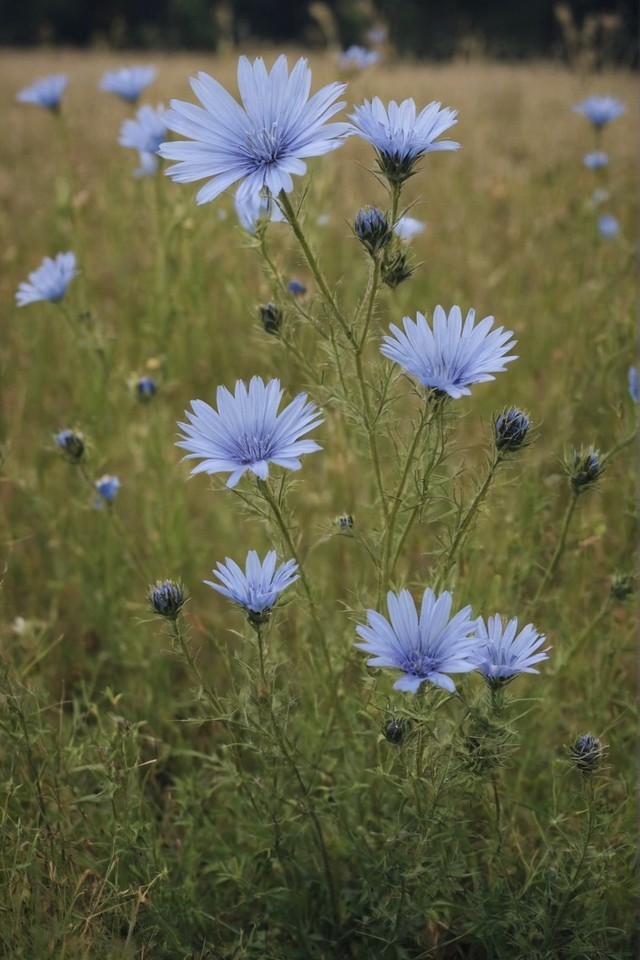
[0,49,636,958]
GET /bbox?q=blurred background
[2,0,637,64]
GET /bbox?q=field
[0,48,637,958]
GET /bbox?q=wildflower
[628,366,639,403]
[494,407,532,453]
[381,248,413,288]
[355,588,477,694]
[472,615,549,688]
[148,579,187,620]
[16,74,68,110]
[234,189,284,233]
[354,206,392,256]
[136,376,157,400]
[337,514,354,532]
[55,429,84,463]
[610,572,634,601]
[259,303,282,335]
[177,376,323,488]
[570,733,607,773]
[287,279,307,296]
[95,475,120,504]
[583,151,608,170]
[349,96,460,185]
[381,306,517,399]
[159,55,351,206]
[16,252,78,307]
[394,215,426,242]
[573,95,625,128]
[566,446,603,494]
[100,66,156,103]
[598,214,619,239]
[119,104,168,177]
[205,550,298,625]
[339,45,380,70]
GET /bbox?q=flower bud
[259,302,282,335]
[570,733,606,773]
[136,376,157,401]
[383,717,407,744]
[494,407,531,453]
[566,447,604,495]
[354,206,392,256]
[55,428,85,463]
[148,579,187,620]
[381,248,413,288]
[610,573,634,601]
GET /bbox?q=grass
[0,48,636,958]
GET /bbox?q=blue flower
[159,55,351,206]
[355,588,477,693]
[573,95,625,128]
[136,376,157,400]
[16,252,78,307]
[381,306,517,399]
[583,151,608,170]
[100,66,156,103]
[393,215,426,241]
[55,429,84,462]
[205,550,299,623]
[339,46,380,70]
[598,214,619,239]
[148,579,187,620]
[177,376,323,488]
[628,366,639,403]
[119,104,169,176]
[472,615,549,687]
[16,74,68,110]
[287,279,307,296]
[349,96,460,184]
[95,475,121,503]
[234,188,285,233]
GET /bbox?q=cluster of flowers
[573,94,625,239]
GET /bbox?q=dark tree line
[2,0,636,63]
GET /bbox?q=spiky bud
[354,206,392,256]
[566,446,604,495]
[494,407,532,454]
[570,733,606,773]
[259,302,282,335]
[148,579,187,621]
[381,248,413,288]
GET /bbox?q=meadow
[0,47,637,958]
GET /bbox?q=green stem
[602,426,637,465]
[434,453,502,592]
[532,491,579,606]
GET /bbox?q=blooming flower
[205,550,298,623]
[583,151,608,170]
[159,55,351,206]
[100,66,156,103]
[119,104,169,177]
[177,376,323,488]
[573,95,625,128]
[628,366,639,403]
[394,215,426,242]
[95,475,120,503]
[381,306,517,399]
[349,96,459,184]
[472,614,549,686]
[355,588,477,693]
[16,252,78,307]
[148,579,187,620]
[16,74,68,110]
[598,214,619,239]
[339,45,380,70]
[234,188,285,233]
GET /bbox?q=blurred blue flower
[287,279,307,296]
[159,55,351,206]
[628,366,639,403]
[472,614,549,687]
[205,550,299,623]
[119,104,169,177]
[349,97,459,184]
[394,215,426,241]
[367,26,388,45]
[136,376,157,400]
[381,306,517,399]
[355,588,477,693]
[16,74,68,110]
[95,475,120,504]
[583,151,608,170]
[234,188,285,233]
[598,214,619,238]
[100,66,156,103]
[177,375,323,488]
[16,252,78,307]
[55,428,84,462]
[573,95,625,128]
[339,45,380,70]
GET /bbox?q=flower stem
[532,491,579,606]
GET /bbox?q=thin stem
[354,257,381,348]
[532,491,579,606]
[434,453,502,592]
[277,191,349,336]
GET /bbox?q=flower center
[246,124,282,165]
[239,432,273,464]
[401,652,433,677]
